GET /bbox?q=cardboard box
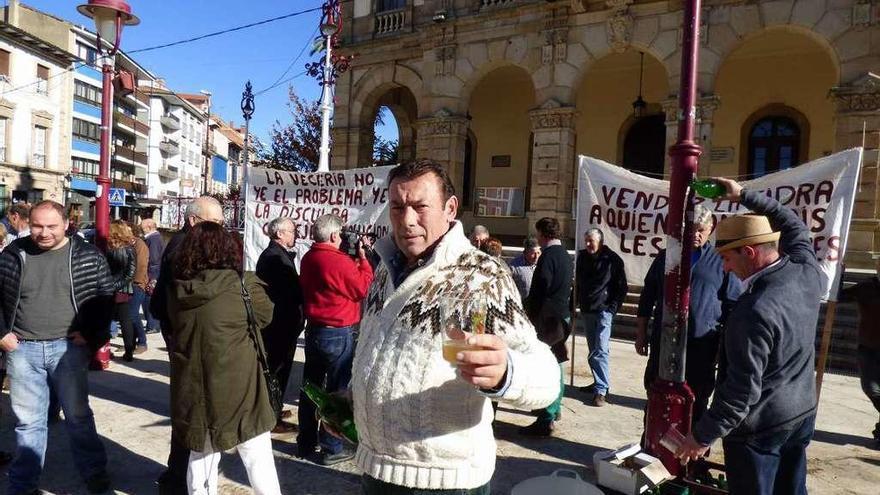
[592,444,673,495]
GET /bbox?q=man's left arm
[609,256,629,314]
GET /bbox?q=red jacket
[299,243,374,328]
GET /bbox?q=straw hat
[715,214,781,252]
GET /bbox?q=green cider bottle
[691,179,726,199]
[302,381,359,445]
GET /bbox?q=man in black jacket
[676,178,823,495]
[151,196,224,495]
[0,201,114,494]
[520,217,573,436]
[256,217,304,435]
[576,228,627,407]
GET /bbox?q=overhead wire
[257,26,319,96]
[127,6,323,54]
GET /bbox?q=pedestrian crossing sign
[108,188,126,207]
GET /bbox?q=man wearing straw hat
[676,177,823,495]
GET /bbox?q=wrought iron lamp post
[240,81,255,189]
[77,0,139,249]
[317,0,341,172]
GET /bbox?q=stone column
[330,126,374,170]
[830,79,880,268]
[527,102,578,240]
[415,109,469,192]
[661,95,721,174]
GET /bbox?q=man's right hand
[634,324,649,356]
[0,332,19,353]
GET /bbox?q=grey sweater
[693,189,823,444]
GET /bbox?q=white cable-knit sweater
[352,221,560,490]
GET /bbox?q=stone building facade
[333,0,880,268]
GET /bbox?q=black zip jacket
[0,236,114,351]
[576,245,628,315]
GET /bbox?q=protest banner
[575,148,863,301]
[243,165,394,270]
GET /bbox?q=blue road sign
[108,188,126,207]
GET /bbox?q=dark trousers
[645,331,720,424]
[362,475,490,495]
[297,325,354,455]
[114,301,135,356]
[858,346,880,438]
[722,414,815,495]
[261,318,303,421]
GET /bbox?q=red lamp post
[76,0,139,249]
[643,0,704,478]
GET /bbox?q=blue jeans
[7,339,107,494]
[722,414,815,495]
[142,289,159,331]
[296,325,354,455]
[130,286,148,347]
[583,310,613,396]
[362,475,490,494]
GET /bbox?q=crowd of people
[0,160,877,494]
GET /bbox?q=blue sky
[23,0,397,145]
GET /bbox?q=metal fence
[159,197,245,232]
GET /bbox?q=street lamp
[317,0,341,172]
[200,90,212,194]
[240,81,255,186]
[77,0,139,249]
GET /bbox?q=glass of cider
[440,292,487,365]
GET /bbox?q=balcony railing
[160,113,181,130]
[375,8,408,36]
[158,164,179,180]
[480,0,517,9]
[113,145,148,166]
[114,111,150,135]
[159,139,180,156]
[112,179,147,195]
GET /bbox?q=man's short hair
[267,217,294,240]
[312,214,343,243]
[8,202,30,219]
[523,236,540,252]
[388,159,455,201]
[141,218,156,231]
[585,228,603,243]
[472,225,489,237]
[694,204,714,227]
[185,196,222,222]
[535,217,561,240]
[30,200,66,221]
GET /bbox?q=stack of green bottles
[302,381,359,445]
[691,179,726,199]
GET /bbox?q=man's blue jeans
[130,286,147,347]
[7,338,107,494]
[296,325,354,456]
[722,414,815,495]
[583,310,613,396]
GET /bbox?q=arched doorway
[373,106,400,166]
[622,114,666,177]
[359,85,418,166]
[746,115,802,176]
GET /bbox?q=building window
[747,116,802,177]
[77,43,98,66]
[36,65,49,95]
[0,118,7,162]
[118,103,136,117]
[377,0,405,12]
[74,80,102,106]
[72,157,99,176]
[0,49,9,79]
[32,126,47,167]
[73,118,100,142]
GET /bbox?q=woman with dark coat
[106,220,137,361]
[168,222,280,495]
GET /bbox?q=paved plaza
[0,332,877,495]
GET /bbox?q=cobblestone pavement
[1,333,878,494]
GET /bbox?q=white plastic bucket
[511,469,604,495]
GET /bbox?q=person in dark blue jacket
[676,178,824,495]
[636,204,741,423]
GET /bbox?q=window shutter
[0,50,9,77]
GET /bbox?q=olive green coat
[168,270,276,451]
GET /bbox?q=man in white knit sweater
[352,159,561,494]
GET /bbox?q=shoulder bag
[240,279,284,418]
